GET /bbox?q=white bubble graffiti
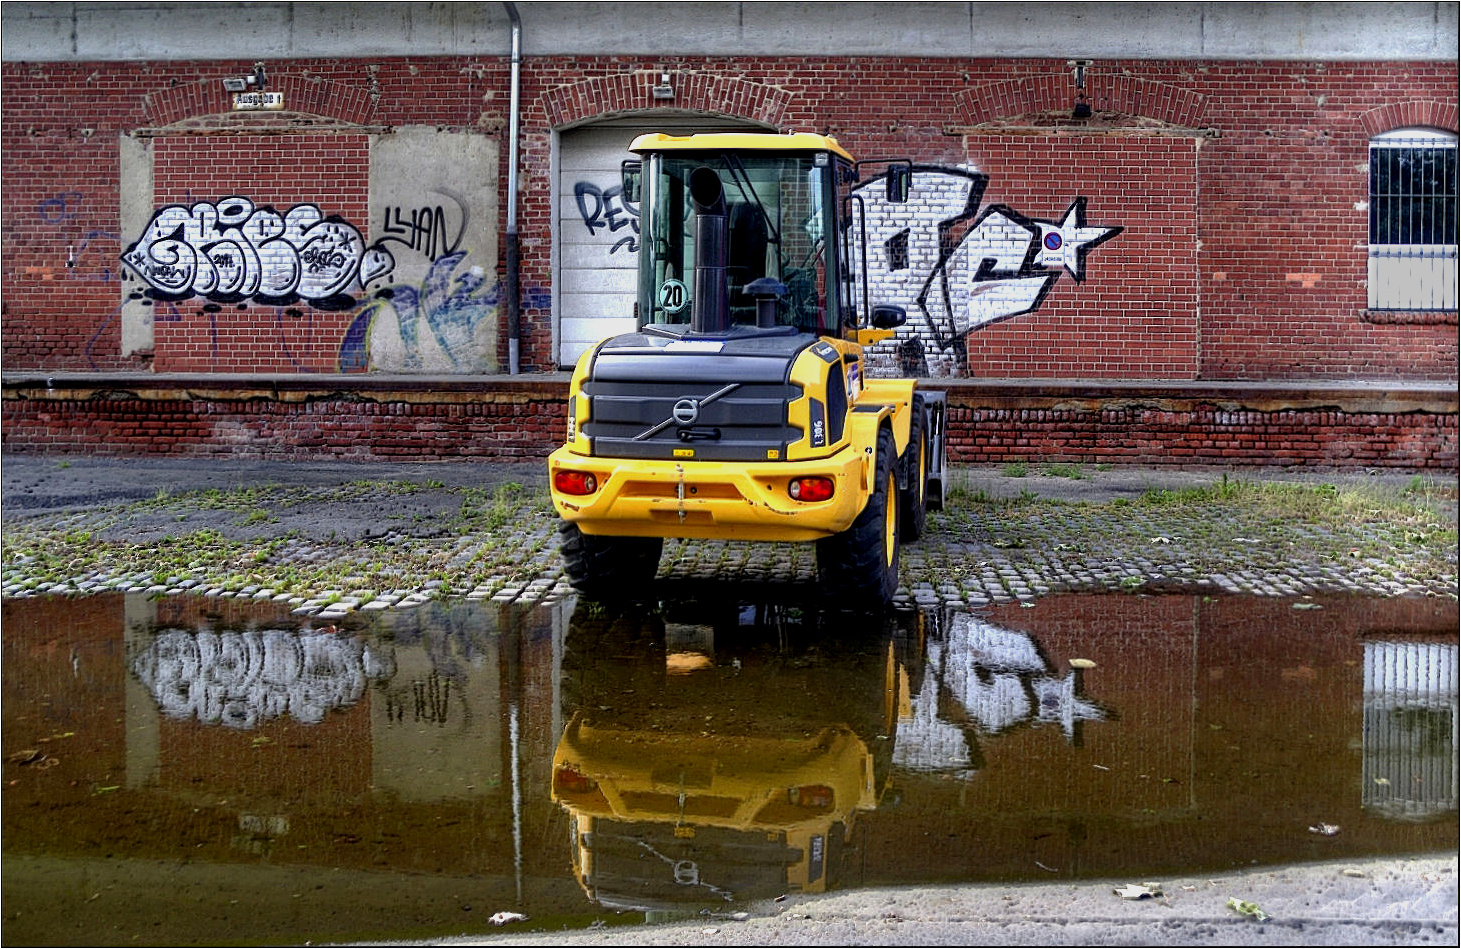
[130,628,395,728]
[121,197,395,305]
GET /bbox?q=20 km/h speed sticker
[659,278,689,315]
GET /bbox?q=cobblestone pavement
[2,456,1456,614]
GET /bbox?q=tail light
[554,470,598,496]
[788,784,834,809]
[788,477,835,503]
[554,764,598,795]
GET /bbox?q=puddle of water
[2,591,1455,945]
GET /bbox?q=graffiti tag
[854,167,1121,372]
[121,196,396,306]
[340,251,498,373]
[574,181,638,254]
[38,191,85,223]
[379,190,469,260]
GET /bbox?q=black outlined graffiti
[853,167,1121,374]
[574,181,639,254]
[379,188,469,260]
[121,196,395,308]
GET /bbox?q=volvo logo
[672,398,701,425]
[635,383,740,441]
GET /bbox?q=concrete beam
[3,2,1457,63]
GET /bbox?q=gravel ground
[2,454,1456,611]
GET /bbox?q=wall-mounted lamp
[221,62,268,93]
[1069,59,1092,120]
[652,72,674,101]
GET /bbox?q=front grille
[582,378,802,461]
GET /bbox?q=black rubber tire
[816,427,901,607]
[557,520,663,601]
[899,393,929,542]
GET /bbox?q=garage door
[556,117,766,368]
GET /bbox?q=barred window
[1368,129,1457,311]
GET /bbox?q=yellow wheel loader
[549,132,944,607]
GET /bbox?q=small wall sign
[232,92,285,111]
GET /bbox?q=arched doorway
[554,114,770,368]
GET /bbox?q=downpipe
[504,2,522,373]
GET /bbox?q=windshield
[638,152,837,335]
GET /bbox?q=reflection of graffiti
[384,673,456,724]
[340,251,498,372]
[130,628,395,728]
[893,613,1108,776]
[574,181,639,254]
[854,167,1121,373]
[379,189,468,260]
[120,197,396,307]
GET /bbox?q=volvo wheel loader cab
[549,132,945,607]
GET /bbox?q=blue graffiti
[341,252,498,373]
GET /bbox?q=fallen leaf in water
[1309,822,1341,836]
[1114,882,1163,900]
[1227,897,1270,921]
[489,911,527,926]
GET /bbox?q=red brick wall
[3,379,1454,469]
[2,56,1456,381]
[145,134,371,373]
[963,136,1198,379]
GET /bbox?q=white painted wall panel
[556,126,643,367]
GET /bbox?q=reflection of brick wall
[157,706,371,803]
[2,596,128,784]
[858,594,1459,884]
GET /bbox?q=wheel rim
[883,471,897,567]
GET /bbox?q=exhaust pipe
[688,166,728,336]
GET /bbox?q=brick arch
[140,75,376,129]
[539,71,793,129]
[1359,100,1459,137]
[955,73,1207,128]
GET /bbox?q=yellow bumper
[548,445,869,542]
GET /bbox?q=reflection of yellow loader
[550,599,919,911]
[549,133,945,607]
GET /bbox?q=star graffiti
[1033,197,1123,281]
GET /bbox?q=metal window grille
[1368,131,1458,311]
